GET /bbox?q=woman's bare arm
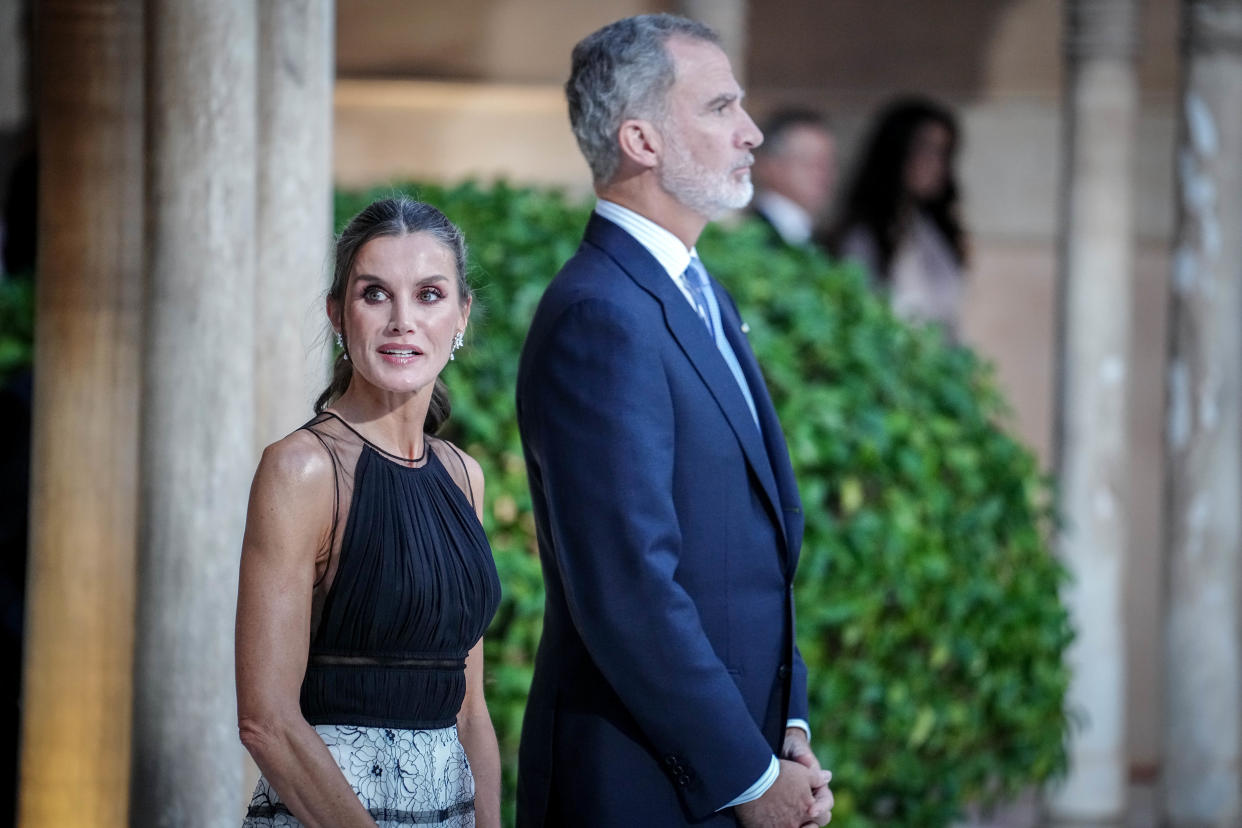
[235,433,377,828]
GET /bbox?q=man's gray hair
[566,14,719,184]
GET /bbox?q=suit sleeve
[522,297,774,817]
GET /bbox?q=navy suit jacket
[515,214,808,826]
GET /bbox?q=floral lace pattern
[243,724,474,827]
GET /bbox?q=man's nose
[740,110,763,149]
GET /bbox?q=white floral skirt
[242,724,475,827]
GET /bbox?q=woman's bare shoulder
[253,428,336,494]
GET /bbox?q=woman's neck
[330,382,432,461]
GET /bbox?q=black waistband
[300,655,468,730]
[308,653,466,670]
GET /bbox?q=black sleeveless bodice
[296,413,501,730]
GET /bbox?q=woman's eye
[362,286,388,302]
[418,287,444,302]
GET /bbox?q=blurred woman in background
[826,96,968,340]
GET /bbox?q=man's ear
[617,118,662,171]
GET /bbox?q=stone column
[1163,2,1242,825]
[255,0,334,447]
[133,1,257,823]
[673,0,748,82]
[17,1,143,825]
[1048,0,1140,823]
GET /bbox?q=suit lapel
[583,215,788,551]
[717,285,804,565]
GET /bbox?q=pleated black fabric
[297,413,501,730]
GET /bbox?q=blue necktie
[684,257,759,429]
[683,259,716,337]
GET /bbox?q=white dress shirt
[753,190,814,246]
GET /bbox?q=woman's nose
[388,297,415,333]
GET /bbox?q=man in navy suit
[515,14,833,828]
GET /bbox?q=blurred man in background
[750,109,836,248]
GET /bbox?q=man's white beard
[659,135,754,220]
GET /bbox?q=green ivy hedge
[0,271,34,383]
[337,181,1071,827]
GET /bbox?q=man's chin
[662,177,754,220]
[734,182,755,208]
[721,182,755,213]
[702,192,754,221]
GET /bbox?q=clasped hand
[735,730,833,827]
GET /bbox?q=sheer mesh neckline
[320,409,430,467]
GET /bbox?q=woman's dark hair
[825,96,966,282]
[314,196,471,434]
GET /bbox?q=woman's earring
[450,330,464,360]
[335,331,348,361]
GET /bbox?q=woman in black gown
[236,197,501,827]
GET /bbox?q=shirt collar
[594,199,698,279]
[754,190,813,245]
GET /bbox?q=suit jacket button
[778,664,791,680]
[678,774,690,786]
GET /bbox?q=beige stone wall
[330,0,1182,780]
[337,0,666,81]
[334,79,590,190]
[332,0,664,190]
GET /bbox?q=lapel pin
[740,321,750,335]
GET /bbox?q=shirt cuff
[719,755,779,810]
[786,718,811,741]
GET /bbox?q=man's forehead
[666,35,726,68]
[665,36,740,97]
